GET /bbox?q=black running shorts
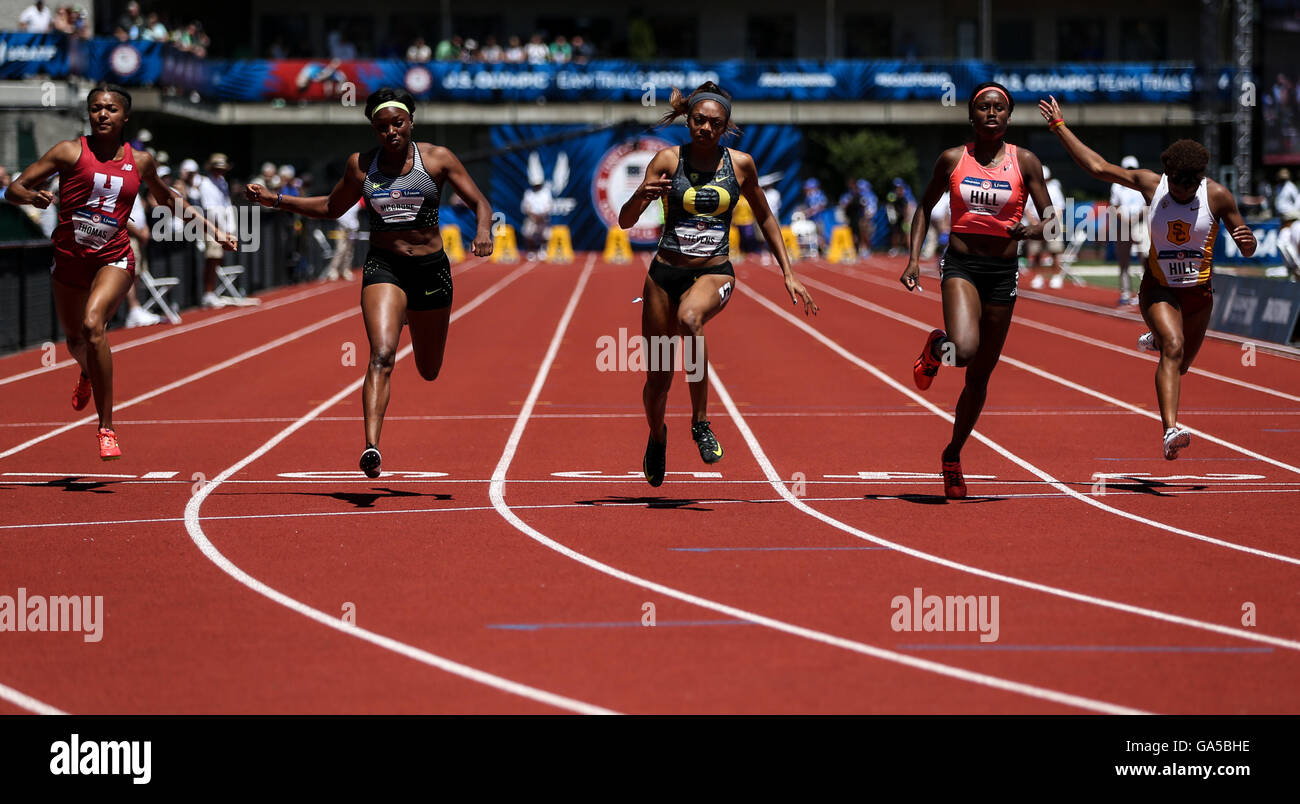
[648,258,735,303]
[939,249,1019,306]
[361,247,453,311]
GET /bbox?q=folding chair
[136,267,183,324]
[216,264,261,306]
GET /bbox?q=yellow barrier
[603,227,633,263]
[491,224,519,263]
[729,226,740,260]
[781,226,801,260]
[827,225,857,264]
[545,225,575,263]
[440,226,466,263]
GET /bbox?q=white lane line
[792,275,1300,479]
[0,281,351,387]
[744,284,1300,566]
[819,263,1300,402]
[0,681,67,715]
[711,365,1300,653]
[9,486,1298,532]
[182,259,615,715]
[487,257,1144,714]
[0,308,358,460]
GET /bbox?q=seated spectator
[549,35,572,64]
[571,35,595,64]
[111,25,129,42]
[19,0,53,32]
[435,35,462,61]
[525,33,549,65]
[406,36,432,62]
[479,35,503,63]
[504,35,525,63]
[278,164,301,197]
[460,38,479,63]
[250,162,280,191]
[117,0,142,38]
[140,12,168,42]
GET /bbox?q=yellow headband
[370,100,411,119]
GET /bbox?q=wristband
[274,192,283,209]
[1049,119,1065,131]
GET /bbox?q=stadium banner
[1216,218,1288,266]
[0,33,68,79]
[1209,272,1300,344]
[47,42,1237,104]
[486,123,804,252]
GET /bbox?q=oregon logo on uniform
[682,185,732,216]
[1167,219,1191,245]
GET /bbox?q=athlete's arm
[4,140,76,208]
[1209,181,1257,257]
[433,145,494,257]
[245,152,363,219]
[618,149,675,229]
[1010,148,1059,241]
[734,150,817,315]
[901,147,960,291]
[135,150,237,250]
[1039,96,1160,200]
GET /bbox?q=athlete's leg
[1177,292,1213,376]
[361,283,408,447]
[676,273,734,424]
[80,266,135,429]
[51,274,91,372]
[407,306,452,382]
[1141,296,1185,430]
[939,276,983,367]
[641,272,675,444]
[943,302,1015,462]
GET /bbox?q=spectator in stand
[885,177,915,256]
[250,161,280,191]
[140,12,168,41]
[549,35,573,64]
[174,158,200,203]
[504,35,525,63]
[571,35,595,64]
[460,38,479,63]
[525,33,549,65]
[479,35,503,63]
[1275,168,1300,219]
[435,35,462,61]
[111,25,129,42]
[268,36,287,59]
[323,199,362,281]
[19,0,53,32]
[406,37,432,62]
[328,29,357,60]
[51,5,74,33]
[278,164,301,196]
[117,1,142,38]
[798,178,829,254]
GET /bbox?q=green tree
[813,129,918,192]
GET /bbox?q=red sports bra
[948,143,1027,237]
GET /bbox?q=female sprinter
[900,82,1057,499]
[619,82,818,487]
[246,88,493,478]
[1038,95,1257,459]
[5,83,235,460]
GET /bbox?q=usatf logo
[981,179,992,190]
[390,190,401,199]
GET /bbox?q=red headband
[974,86,1010,107]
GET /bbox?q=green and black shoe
[691,420,724,464]
[643,426,667,487]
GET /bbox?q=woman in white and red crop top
[898,82,1058,500]
[1038,94,1257,461]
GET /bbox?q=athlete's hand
[244,183,273,206]
[638,177,672,201]
[1006,222,1032,240]
[472,232,492,257]
[1230,223,1257,255]
[1038,96,1064,127]
[29,189,54,209]
[215,229,238,251]
[784,273,818,316]
[900,260,922,292]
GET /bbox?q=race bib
[958,176,1014,218]
[673,217,726,257]
[369,189,423,224]
[71,208,121,250]
[1157,249,1204,286]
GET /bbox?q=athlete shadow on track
[1093,478,1208,498]
[575,496,715,512]
[286,488,453,509]
[862,493,1004,505]
[9,477,119,494]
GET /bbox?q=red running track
[0,253,1297,714]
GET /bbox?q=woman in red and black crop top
[898,82,1058,500]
